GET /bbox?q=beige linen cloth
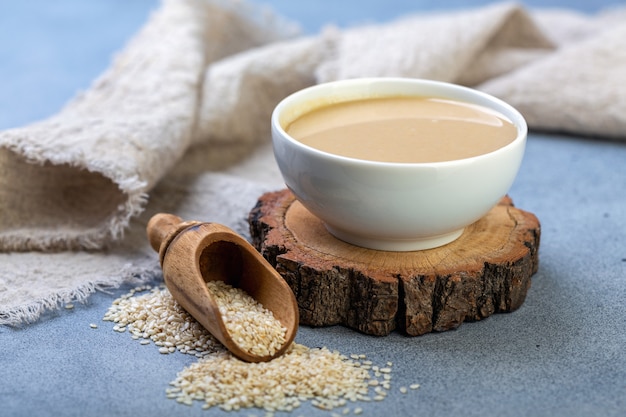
[1,0,625,325]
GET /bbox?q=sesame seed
[103,285,221,357]
[89,323,98,329]
[103,283,397,413]
[410,383,421,390]
[205,281,286,357]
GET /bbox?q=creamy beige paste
[286,96,517,163]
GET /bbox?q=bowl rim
[271,77,527,168]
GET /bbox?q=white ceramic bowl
[271,78,527,251]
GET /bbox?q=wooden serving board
[248,189,540,336]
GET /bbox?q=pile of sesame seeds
[206,280,287,357]
[103,285,221,357]
[103,284,420,414]
[167,343,392,412]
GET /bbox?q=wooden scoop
[146,213,299,362]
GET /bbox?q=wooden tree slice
[249,189,540,336]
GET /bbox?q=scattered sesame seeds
[103,285,221,357]
[65,303,74,310]
[167,343,377,411]
[103,283,421,413]
[89,323,98,329]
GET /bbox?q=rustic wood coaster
[249,189,541,336]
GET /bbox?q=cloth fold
[316,2,554,85]
[0,0,298,252]
[481,24,626,137]
[1,0,625,325]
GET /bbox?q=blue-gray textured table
[1,1,625,416]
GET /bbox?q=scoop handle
[147,213,184,252]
